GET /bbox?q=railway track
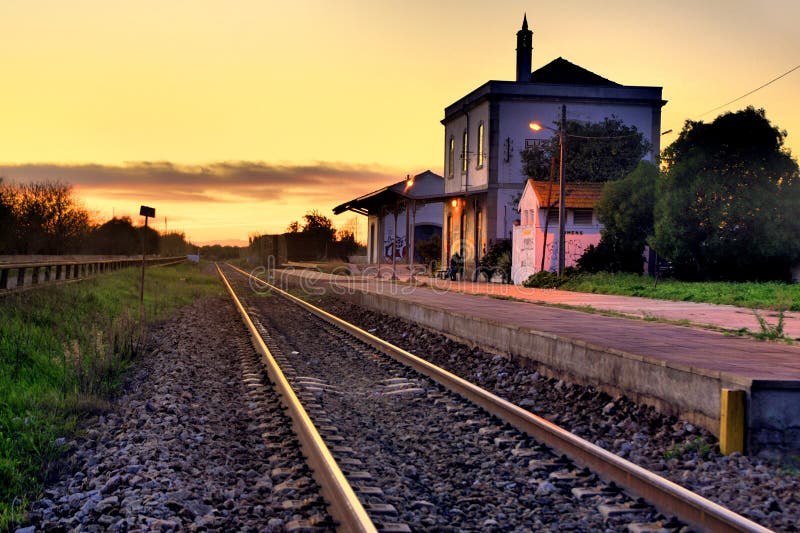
[217,263,772,532]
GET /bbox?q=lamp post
[529,104,567,275]
[404,174,416,281]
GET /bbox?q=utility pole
[557,104,567,276]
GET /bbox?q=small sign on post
[139,205,156,309]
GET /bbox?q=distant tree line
[0,180,193,256]
[250,210,363,263]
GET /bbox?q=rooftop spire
[516,14,533,82]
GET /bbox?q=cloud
[0,160,404,204]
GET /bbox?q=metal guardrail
[226,262,773,533]
[0,256,186,292]
[216,264,376,533]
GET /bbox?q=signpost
[139,205,156,309]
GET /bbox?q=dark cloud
[0,161,402,203]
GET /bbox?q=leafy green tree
[652,107,800,281]
[521,117,651,183]
[578,161,659,272]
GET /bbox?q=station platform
[272,268,800,453]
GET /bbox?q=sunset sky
[1,1,798,245]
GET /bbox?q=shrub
[479,240,512,283]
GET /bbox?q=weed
[751,307,788,342]
[664,436,714,460]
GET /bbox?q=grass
[557,272,800,312]
[0,262,221,529]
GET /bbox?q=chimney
[516,14,533,82]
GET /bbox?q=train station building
[333,170,444,267]
[432,15,665,281]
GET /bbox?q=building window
[476,122,484,168]
[547,208,559,226]
[574,209,593,225]
[448,136,455,178]
[461,129,468,173]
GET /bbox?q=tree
[415,234,441,269]
[89,217,140,254]
[0,178,14,253]
[578,161,659,272]
[521,117,650,183]
[2,181,91,254]
[302,210,336,241]
[284,210,338,260]
[652,107,800,281]
[160,231,191,256]
[334,230,360,260]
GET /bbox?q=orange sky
[1,1,798,244]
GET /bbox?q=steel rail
[226,263,773,533]
[216,264,376,533]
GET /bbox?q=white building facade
[437,16,665,280]
[512,180,603,284]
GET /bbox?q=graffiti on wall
[384,235,407,260]
[544,238,591,272]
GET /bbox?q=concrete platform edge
[279,272,800,454]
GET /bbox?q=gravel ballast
[24,296,330,532]
[314,294,800,533]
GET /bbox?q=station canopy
[333,170,443,216]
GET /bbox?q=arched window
[476,122,484,168]
[448,136,455,178]
[462,129,468,173]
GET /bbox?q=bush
[415,235,441,271]
[479,240,512,283]
[523,267,580,288]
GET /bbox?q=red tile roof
[528,180,603,209]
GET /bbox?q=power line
[696,63,800,119]
[566,133,642,140]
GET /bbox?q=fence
[0,256,186,292]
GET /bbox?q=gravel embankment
[316,295,800,533]
[24,296,331,532]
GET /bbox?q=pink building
[512,180,603,284]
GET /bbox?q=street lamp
[529,104,567,275]
[404,174,417,281]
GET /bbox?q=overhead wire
[695,63,800,119]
